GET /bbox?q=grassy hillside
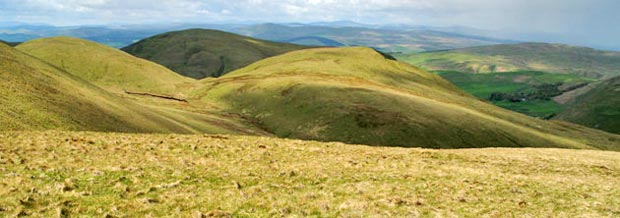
[1,131,619,217]
[16,37,192,95]
[437,71,595,118]
[192,47,620,150]
[5,37,619,149]
[555,76,620,133]
[1,42,267,135]
[0,43,187,132]
[396,43,620,79]
[122,29,308,79]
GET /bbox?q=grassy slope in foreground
[395,42,620,79]
[193,47,620,150]
[1,131,619,217]
[122,29,308,79]
[16,37,193,96]
[555,76,620,134]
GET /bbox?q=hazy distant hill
[0,39,19,46]
[233,23,512,53]
[1,23,512,52]
[283,36,345,47]
[397,42,620,79]
[122,29,308,79]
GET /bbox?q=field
[436,71,594,118]
[1,131,619,217]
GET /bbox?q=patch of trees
[489,82,588,102]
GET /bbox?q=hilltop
[0,43,189,132]
[1,131,619,217]
[555,76,620,133]
[16,37,193,95]
[192,46,620,150]
[1,41,268,135]
[122,29,308,79]
[396,43,620,79]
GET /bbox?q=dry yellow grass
[1,131,619,217]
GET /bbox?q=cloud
[0,0,618,48]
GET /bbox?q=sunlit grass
[1,131,619,217]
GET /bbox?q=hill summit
[192,46,620,150]
[122,29,308,79]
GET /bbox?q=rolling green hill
[16,37,193,96]
[121,29,309,79]
[1,41,267,135]
[192,46,620,150]
[396,43,620,79]
[5,37,619,150]
[2,131,619,217]
[0,43,191,132]
[555,76,620,134]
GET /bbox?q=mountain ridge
[396,42,620,79]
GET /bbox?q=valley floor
[1,131,619,217]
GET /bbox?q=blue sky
[1,0,619,49]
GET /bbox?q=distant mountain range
[397,43,620,79]
[0,23,514,52]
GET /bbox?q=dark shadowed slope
[555,76,620,134]
[122,29,309,79]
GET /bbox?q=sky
[1,0,619,49]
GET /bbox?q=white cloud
[0,0,618,47]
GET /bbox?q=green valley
[436,71,594,118]
[395,42,620,133]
